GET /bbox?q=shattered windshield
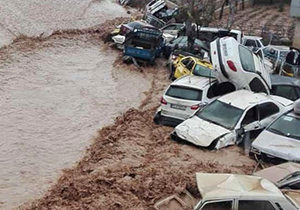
[193,64,214,78]
[268,113,300,140]
[196,100,243,130]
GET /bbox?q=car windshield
[239,45,255,72]
[268,113,300,140]
[196,100,244,130]
[263,47,278,60]
[166,85,202,101]
[193,64,214,78]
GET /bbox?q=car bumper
[250,146,300,163]
[161,116,184,127]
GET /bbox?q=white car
[171,90,293,149]
[251,100,300,162]
[242,35,264,51]
[154,173,299,210]
[210,37,272,94]
[145,0,166,14]
[153,75,220,126]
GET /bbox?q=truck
[124,27,164,63]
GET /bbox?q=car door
[175,57,193,78]
[258,102,280,128]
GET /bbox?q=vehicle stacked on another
[210,37,272,94]
[170,55,213,80]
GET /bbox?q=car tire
[153,111,162,125]
[207,139,218,150]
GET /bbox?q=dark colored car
[270,74,300,101]
[120,21,154,35]
[124,27,164,62]
[162,36,209,58]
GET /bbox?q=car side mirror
[169,40,174,44]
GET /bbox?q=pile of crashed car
[114,0,300,209]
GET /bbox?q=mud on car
[171,90,293,150]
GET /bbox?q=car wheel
[207,139,218,150]
[153,111,162,124]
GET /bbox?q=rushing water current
[0,1,150,209]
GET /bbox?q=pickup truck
[124,27,164,63]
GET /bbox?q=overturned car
[171,90,293,149]
[210,37,272,94]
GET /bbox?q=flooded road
[0,35,150,209]
[0,0,145,208]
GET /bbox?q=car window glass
[186,60,195,71]
[197,100,243,130]
[263,47,278,59]
[239,45,255,72]
[180,36,187,43]
[201,200,232,210]
[245,39,257,47]
[166,85,202,101]
[256,40,262,48]
[164,25,176,30]
[238,200,275,210]
[249,78,268,94]
[242,106,258,125]
[288,182,300,190]
[181,58,191,66]
[193,64,214,78]
[268,113,300,140]
[176,25,183,30]
[258,102,279,120]
[272,85,298,101]
[173,37,183,44]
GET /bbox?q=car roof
[171,75,216,90]
[196,173,285,200]
[254,162,300,184]
[271,74,300,87]
[266,45,290,51]
[218,90,270,110]
[199,27,228,32]
[244,35,263,40]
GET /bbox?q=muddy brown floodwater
[0,35,151,209]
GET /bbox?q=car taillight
[227,60,237,72]
[160,97,167,105]
[190,104,199,110]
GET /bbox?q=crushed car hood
[252,130,300,161]
[174,116,230,147]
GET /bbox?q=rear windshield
[193,64,214,78]
[239,45,255,72]
[166,85,202,101]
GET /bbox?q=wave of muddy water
[0,32,150,210]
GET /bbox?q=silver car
[251,101,300,162]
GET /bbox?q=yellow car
[170,56,214,80]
